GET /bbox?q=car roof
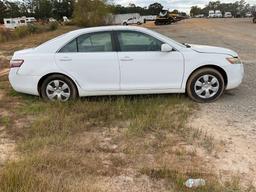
[67,25,148,35]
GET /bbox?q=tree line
[0,0,187,24]
[190,0,254,17]
[0,0,73,22]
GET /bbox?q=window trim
[114,30,165,52]
[57,31,117,53]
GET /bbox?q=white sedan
[9,26,244,102]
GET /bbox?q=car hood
[190,44,238,57]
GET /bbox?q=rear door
[55,31,120,91]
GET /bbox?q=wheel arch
[37,72,79,97]
[186,65,228,90]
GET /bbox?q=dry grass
[1,75,254,191]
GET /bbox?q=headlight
[226,57,241,64]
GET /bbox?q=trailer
[4,17,27,29]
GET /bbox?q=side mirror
[161,44,173,52]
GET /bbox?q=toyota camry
[9,26,244,102]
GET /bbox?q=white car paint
[9,26,244,98]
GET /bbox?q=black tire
[137,22,142,25]
[40,74,78,101]
[186,68,225,103]
[123,22,128,26]
[253,18,256,23]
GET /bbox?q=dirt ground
[150,18,256,185]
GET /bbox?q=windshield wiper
[182,43,191,48]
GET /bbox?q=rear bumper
[223,64,244,90]
[8,68,40,96]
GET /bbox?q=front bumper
[223,64,244,90]
[8,68,40,96]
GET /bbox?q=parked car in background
[195,14,205,18]
[215,10,223,18]
[26,17,37,23]
[224,12,232,18]
[9,26,244,102]
[245,12,252,17]
[122,17,143,25]
[49,18,57,22]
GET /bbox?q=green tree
[190,6,202,16]
[73,0,110,27]
[148,2,163,15]
[34,0,52,19]
[0,0,7,23]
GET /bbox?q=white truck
[215,10,223,18]
[208,10,215,18]
[122,17,144,25]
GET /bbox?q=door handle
[120,57,133,61]
[59,57,72,61]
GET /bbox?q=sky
[113,0,256,13]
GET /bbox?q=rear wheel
[41,74,77,101]
[186,68,225,102]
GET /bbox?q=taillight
[10,59,24,68]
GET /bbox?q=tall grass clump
[0,28,12,42]
[0,23,59,43]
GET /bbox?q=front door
[116,31,184,90]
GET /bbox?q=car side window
[77,32,113,52]
[59,39,77,53]
[117,31,163,52]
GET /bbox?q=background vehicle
[155,10,176,25]
[215,10,223,18]
[3,17,27,29]
[208,10,215,18]
[122,17,143,25]
[224,12,232,18]
[195,14,205,18]
[245,12,252,17]
[26,17,37,23]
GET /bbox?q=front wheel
[40,74,78,102]
[186,68,225,102]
